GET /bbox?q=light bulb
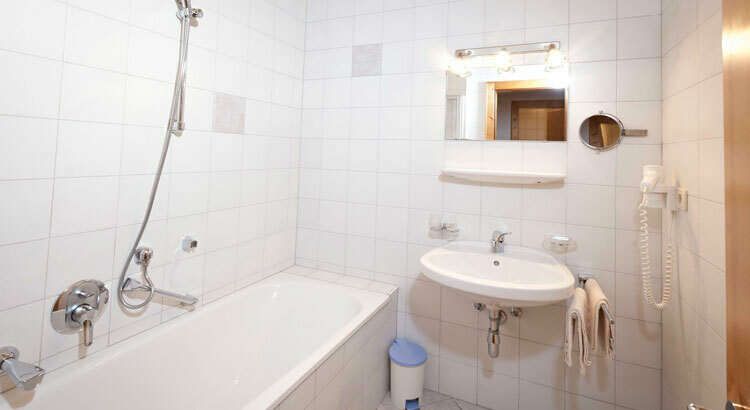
[495,49,513,73]
[545,44,565,71]
[448,59,471,77]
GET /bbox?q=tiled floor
[378,390,491,410]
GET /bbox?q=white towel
[564,288,591,374]
[584,278,615,359]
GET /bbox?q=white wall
[298,0,664,409]
[660,0,726,409]
[0,0,304,390]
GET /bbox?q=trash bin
[389,338,427,410]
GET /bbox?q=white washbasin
[419,241,575,307]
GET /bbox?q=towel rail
[577,273,615,326]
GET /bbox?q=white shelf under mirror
[441,168,566,184]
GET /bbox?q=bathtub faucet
[0,346,45,391]
[120,247,199,308]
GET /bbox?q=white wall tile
[65,8,129,72]
[0,240,48,311]
[0,117,57,180]
[570,62,617,102]
[519,380,564,410]
[0,302,44,363]
[438,357,477,403]
[618,0,661,18]
[525,0,569,28]
[55,121,122,178]
[618,16,661,59]
[0,51,62,118]
[569,21,617,63]
[46,229,116,297]
[617,59,661,101]
[569,0,616,23]
[0,180,53,245]
[60,64,126,123]
[615,362,661,410]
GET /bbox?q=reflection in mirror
[578,113,623,151]
[445,72,568,142]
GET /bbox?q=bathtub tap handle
[51,280,109,347]
[72,304,95,346]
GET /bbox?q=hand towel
[564,288,591,374]
[584,278,615,359]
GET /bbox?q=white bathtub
[1,270,396,410]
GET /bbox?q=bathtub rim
[245,271,394,409]
[0,268,396,410]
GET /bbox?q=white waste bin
[389,338,427,410]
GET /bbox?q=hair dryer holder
[643,184,688,211]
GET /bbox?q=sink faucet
[491,230,512,253]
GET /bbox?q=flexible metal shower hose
[116,12,192,310]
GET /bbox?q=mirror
[578,113,623,151]
[445,72,568,142]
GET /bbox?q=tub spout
[122,277,199,306]
[0,347,45,391]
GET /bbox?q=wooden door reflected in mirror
[484,80,567,141]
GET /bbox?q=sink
[419,241,575,307]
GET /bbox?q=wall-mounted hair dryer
[637,165,687,310]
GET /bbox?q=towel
[584,278,615,359]
[564,288,591,374]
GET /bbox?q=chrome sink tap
[491,231,512,253]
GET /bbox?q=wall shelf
[441,168,566,184]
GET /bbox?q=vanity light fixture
[545,43,565,71]
[452,41,564,74]
[495,49,513,73]
[447,58,471,77]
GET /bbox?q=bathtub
[1,269,397,410]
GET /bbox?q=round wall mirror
[579,113,623,151]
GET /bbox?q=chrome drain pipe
[474,303,509,358]
[486,308,504,357]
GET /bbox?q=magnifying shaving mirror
[578,112,647,151]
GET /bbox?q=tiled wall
[297,0,665,409]
[660,0,726,409]
[0,0,304,389]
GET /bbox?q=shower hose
[117,10,192,310]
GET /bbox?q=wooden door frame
[724,0,750,403]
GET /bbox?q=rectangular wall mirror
[446,74,568,142]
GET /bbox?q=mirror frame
[578,112,624,152]
[484,79,568,141]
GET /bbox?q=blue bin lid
[389,338,427,367]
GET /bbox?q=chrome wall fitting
[121,246,199,307]
[0,346,45,391]
[51,280,109,347]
